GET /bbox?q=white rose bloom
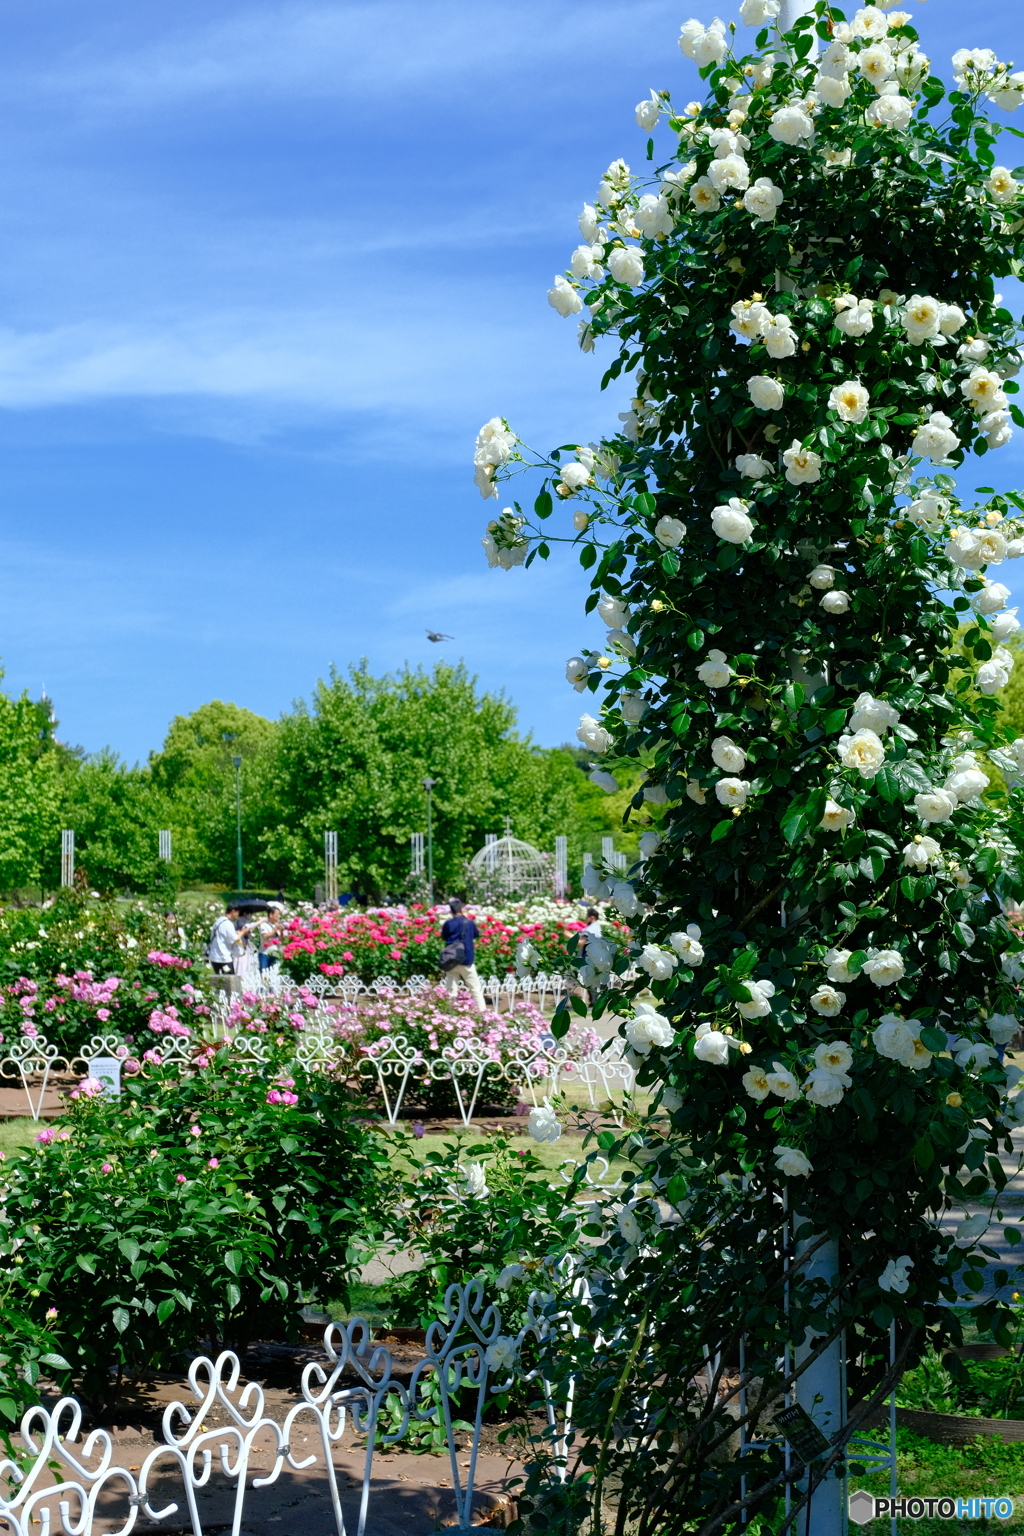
[978,658,1012,694]
[635,93,662,131]
[864,950,905,987]
[828,379,871,423]
[462,1161,491,1198]
[670,927,705,966]
[697,649,733,689]
[953,1037,998,1071]
[987,166,1020,204]
[774,1144,812,1177]
[824,948,855,984]
[712,498,754,543]
[764,314,798,358]
[715,776,750,809]
[620,691,647,725]
[608,628,637,658]
[578,204,600,242]
[559,461,592,494]
[743,1065,771,1101]
[634,192,675,237]
[693,1022,733,1065]
[945,760,989,802]
[810,983,846,1016]
[816,72,853,108]
[906,493,949,530]
[708,153,750,193]
[626,1004,674,1056]
[872,1014,917,1064]
[644,782,669,806]
[849,693,900,734]
[748,375,785,411]
[577,714,613,753]
[639,944,679,981]
[952,47,997,89]
[912,411,960,462]
[866,91,913,130]
[730,298,770,340]
[821,590,850,614]
[903,835,941,868]
[815,1040,854,1075]
[974,581,1011,614]
[712,736,747,773]
[945,525,1006,570]
[678,19,705,57]
[768,105,814,145]
[820,799,855,832]
[878,1255,914,1293]
[914,788,957,823]
[834,294,875,336]
[678,17,728,65]
[737,978,775,1019]
[988,72,1024,111]
[901,294,943,343]
[804,1067,848,1107]
[496,1262,525,1290]
[859,42,895,84]
[851,6,888,41]
[570,244,602,280]
[840,728,886,778]
[959,337,991,363]
[991,609,1021,642]
[654,514,687,547]
[961,367,1008,413]
[566,656,590,691]
[765,1063,799,1101]
[529,1099,562,1144]
[608,247,645,287]
[597,594,629,629]
[736,452,773,478]
[482,532,527,570]
[739,0,779,23]
[548,275,583,317]
[819,40,851,77]
[610,879,639,916]
[689,177,722,214]
[937,303,967,337]
[1008,539,1024,558]
[808,564,835,590]
[589,767,619,794]
[896,47,930,91]
[743,178,785,221]
[783,440,822,484]
[988,1012,1019,1045]
[982,409,1013,450]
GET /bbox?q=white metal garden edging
[0,1280,560,1536]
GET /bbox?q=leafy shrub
[0,1058,385,1409]
[0,1267,69,1441]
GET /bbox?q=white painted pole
[795,1235,844,1536]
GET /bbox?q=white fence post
[60,829,74,888]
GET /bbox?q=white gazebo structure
[467,820,550,898]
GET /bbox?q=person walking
[207,904,248,974]
[439,898,485,1011]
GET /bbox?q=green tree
[149,701,277,886]
[58,752,173,895]
[254,661,582,897]
[0,679,64,894]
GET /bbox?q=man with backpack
[439,898,485,1011]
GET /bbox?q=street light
[232,756,243,892]
[422,778,437,903]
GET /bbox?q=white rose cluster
[670,924,705,966]
[693,1020,743,1065]
[482,509,529,570]
[729,299,797,356]
[473,417,517,499]
[960,365,1013,451]
[872,1013,932,1069]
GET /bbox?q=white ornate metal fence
[0,1281,560,1536]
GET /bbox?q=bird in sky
[426,629,454,642]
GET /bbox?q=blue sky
[0,0,1021,762]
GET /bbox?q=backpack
[439,918,468,972]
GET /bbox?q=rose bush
[0,1058,385,1410]
[475,4,1024,1530]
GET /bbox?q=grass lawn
[0,1118,43,1158]
[856,1429,1024,1532]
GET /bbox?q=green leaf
[226,1282,241,1311]
[710,819,733,843]
[157,1298,177,1324]
[224,1249,243,1276]
[921,1027,947,1052]
[783,683,805,710]
[874,765,899,803]
[76,1254,97,1275]
[686,628,705,651]
[846,950,867,976]
[534,490,553,520]
[38,1352,70,1370]
[912,1137,934,1169]
[112,1307,130,1334]
[118,1238,141,1264]
[0,1398,17,1423]
[781,796,808,845]
[580,544,597,570]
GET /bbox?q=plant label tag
[89,1057,122,1096]
[773,1403,830,1464]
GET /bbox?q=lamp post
[233,756,243,893]
[422,777,437,904]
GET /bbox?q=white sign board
[89,1057,122,1096]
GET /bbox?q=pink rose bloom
[96,1009,110,1021]
[36,1128,55,1144]
[101,1163,113,1174]
[207,1157,220,1170]
[176,1174,187,1184]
